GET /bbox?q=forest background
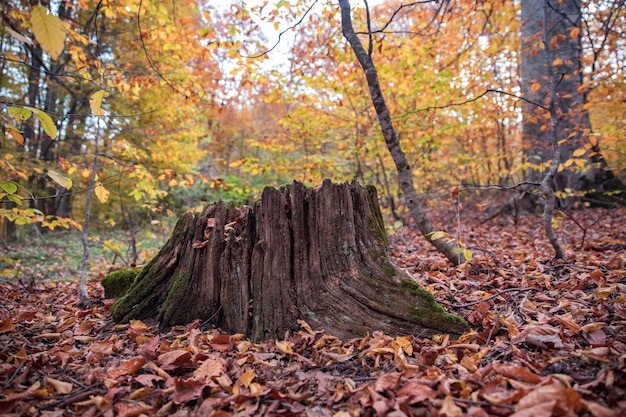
[1,0,625,270]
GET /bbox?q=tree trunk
[111,180,468,341]
[520,0,622,204]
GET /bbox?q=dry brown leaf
[157,349,192,369]
[493,363,543,383]
[511,400,557,417]
[115,401,152,417]
[194,357,225,381]
[440,395,463,417]
[583,399,618,417]
[106,356,146,378]
[46,377,73,394]
[374,372,402,392]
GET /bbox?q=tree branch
[246,0,319,59]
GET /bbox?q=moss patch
[401,279,469,334]
[101,268,142,299]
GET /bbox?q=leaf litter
[1,207,625,416]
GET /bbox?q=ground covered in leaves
[1,207,625,416]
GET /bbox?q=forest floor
[1,205,625,416]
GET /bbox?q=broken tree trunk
[111,180,468,341]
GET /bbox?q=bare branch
[246,0,319,59]
[137,0,188,99]
[393,88,549,120]
[363,0,373,56]
[371,0,444,34]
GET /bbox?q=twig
[2,363,24,389]
[201,305,223,326]
[484,309,502,347]
[393,89,548,120]
[40,388,102,410]
[137,0,187,98]
[246,0,319,59]
[453,397,514,410]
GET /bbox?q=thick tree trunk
[111,180,468,341]
[521,0,622,203]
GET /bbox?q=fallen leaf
[493,363,543,383]
[106,356,146,378]
[440,395,463,417]
[0,317,15,334]
[46,377,73,394]
[194,357,225,381]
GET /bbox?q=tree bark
[337,0,465,265]
[521,0,621,202]
[111,180,468,341]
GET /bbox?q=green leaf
[429,231,446,241]
[89,90,108,116]
[24,106,57,139]
[8,106,33,122]
[8,194,23,205]
[47,169,72,189]
[0,181,18,194]
[30,5,66,60]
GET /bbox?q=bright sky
[237,0,387,69]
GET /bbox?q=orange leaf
[106,356,146,378]
[157,349,192,369]
[0,317,15,334]
[511,400,557,417]
[493,364,543,383]
[6,126,24,146]
[89,340,113,358]
[194,357,225,381]
[115,401,151,417]
[530,81,541,94]
[396,380,437,404]
[46,377,73,394]
[374,372,402,392]
[237,368,256,388]
[440,395,463,417]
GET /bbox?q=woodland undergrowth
[1,207,625,416]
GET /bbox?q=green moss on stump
[401,279,468,333]
[101,268,142,299]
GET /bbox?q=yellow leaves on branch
[89,90,108,117]
[95,183,109,203]
[8,106,57,139]
[5,126,24,146]
[30,5,66,60]
[47,170,72,190]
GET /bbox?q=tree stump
[111,180,468,341]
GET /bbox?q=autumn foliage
[1,0,625,236]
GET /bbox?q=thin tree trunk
[78,124,100,306]
[337,0,464,265]
[540,0,566,259]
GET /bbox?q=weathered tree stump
[111,180,468,341]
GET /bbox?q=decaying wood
[111,180,468,341]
